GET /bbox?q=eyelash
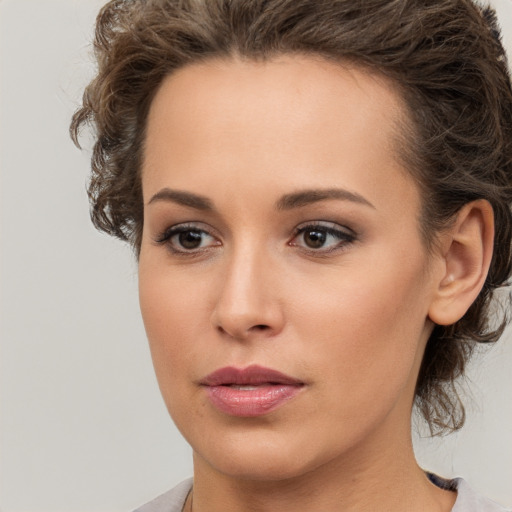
[290,222,356,254]
[154,221,357,256]
[154,223,219,256]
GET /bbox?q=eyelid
[154,221,213,240]
[289,221,357,253]
[153,222,221,254]
[294,220,356,236]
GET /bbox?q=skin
[138,55,492,512]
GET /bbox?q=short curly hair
[71,0,512,433]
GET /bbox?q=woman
[71,0,512,511]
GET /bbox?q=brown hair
[71,0,512,433]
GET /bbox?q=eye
[155,223,220,254]
[290,222,356,252]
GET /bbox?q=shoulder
[132,478,193,512]
[451,477,511,512]
[131,476,512,512]
[428,473,510,511]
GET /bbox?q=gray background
[1,0,511,510]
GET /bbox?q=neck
[189,422,456,512]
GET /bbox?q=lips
[200,365,304,417]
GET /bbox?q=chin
[190,426,342,483]
[203,450,316,482]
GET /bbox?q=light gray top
[133,478,193,512]
[133,477,511,512]
[452,478,511,512]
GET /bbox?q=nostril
[214,320,272,339]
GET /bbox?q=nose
[210,245,285,340]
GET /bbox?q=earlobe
[428,200,494,326]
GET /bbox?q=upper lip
[200,365,304,386]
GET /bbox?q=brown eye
[290,222,356,253]
[303,229,327,248]
[178,230,204,249]
[155,224,220,254]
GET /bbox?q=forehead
[142,55,419,217]
[145,55,404,157]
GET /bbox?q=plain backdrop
[1,0,511,511]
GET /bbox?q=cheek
[138,265,209,388]
[294,251,431,413]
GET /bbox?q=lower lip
[205,384,303,417]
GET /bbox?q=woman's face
[139,56,440,481]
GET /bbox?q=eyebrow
[276,188,375,210]
[147,186,375,211]
[147,188,214,210]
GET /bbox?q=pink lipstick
[200,365,304,417]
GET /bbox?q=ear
[428,200,494,326]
